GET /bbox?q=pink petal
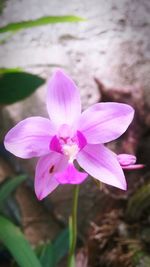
[56,163,88,184]
[50,135,62,153]
[76,131,87,150]
[4,117,56,159]
[117,154,136,166]
[47,69,81,126]
[78,103,134,144]
[117,154,145,170]
[122,164,145,170]
[35,152,68,200]
[77,144,127,190]
[58,124,73,139]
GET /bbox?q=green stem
[67,184,79,267]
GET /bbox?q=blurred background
[0,0,150,266]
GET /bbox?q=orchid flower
[4,70,135,200]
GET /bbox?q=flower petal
[56,163,87,184]
[4,117,56,158]
[78,103,134,144]
[50,135,62,153]
[122,164,145,170]
[35,152,68,200]
[77,144,126,190]
[47,69,81,126]
[117,154,145,170]
[76,131,87,150]
[117,154,136,166]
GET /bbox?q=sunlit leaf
[0,15,85,33]
[0,216,42,267]
[0,68,22,74]
[0,71,45,104]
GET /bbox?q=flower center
[50,124,87,162]
[62,143,79,162]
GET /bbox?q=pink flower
[4,70,135,200]
[117,154,144,170]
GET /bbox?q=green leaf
[53,228,69,263]
[0,175,27,207]
[0,216,42,267]
[0,68,22,74]
[0,15,85,33]
[37,228,69,267]
[39,242,56,267]
[0,71,45,104]
[1,195,22,225]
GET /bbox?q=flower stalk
[68,184,79,267]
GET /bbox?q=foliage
[0,175,69,266]
[0,175,27,207]
[0,69,45,104]
[37,228,69,267]
[0,216,42,267]
[0,15,85,33]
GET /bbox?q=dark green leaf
[0,216,42,267]
[53,228,69,263]
[37,228,69,267]
[0,175,27,207]
[0,15,85,33]
[0,71,45,104]
[1,196,22,225]
[39,242,56,267]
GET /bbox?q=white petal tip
[119,182,127,191]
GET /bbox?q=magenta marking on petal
[49,165,55,173]
[50,135,62,153]
[76,131,87,150]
